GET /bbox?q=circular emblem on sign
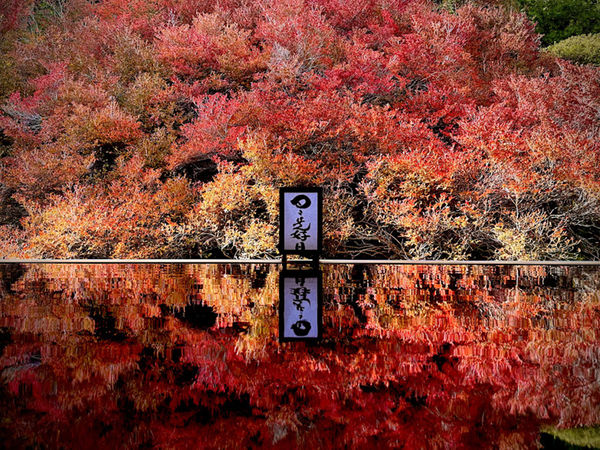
[291,319,312,336]
[290,194,311,209]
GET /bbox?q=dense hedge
[547,33,600,65]
[0,0,599,260]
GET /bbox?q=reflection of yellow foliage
[235,269,279,360]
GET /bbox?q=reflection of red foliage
[1,264,599,448]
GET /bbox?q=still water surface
[1,263,599,448]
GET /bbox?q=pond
[1,263,599,448]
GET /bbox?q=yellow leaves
[361,158,472,258]
[232,220,278,259]
[2,151,281,259]
[133,127,176,169]
[21,187,94,258]
[109,28,166,83]
[214,26,267,84]
[117,73,177,130]
[363,155,444,205]
[195,168,252,225]
[543,426,600,449]
[184,166,278,258]
[492,210,576,260]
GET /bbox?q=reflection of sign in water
[280,188,321,254]
[279,271,322,341]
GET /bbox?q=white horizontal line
[1,259,599,266]
[324,259,600,265]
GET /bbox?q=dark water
[1,263,599,449]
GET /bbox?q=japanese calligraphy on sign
[278,188,322,341]
[280,188,322,254]
[279,271,322,341]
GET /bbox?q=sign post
[279,187,322,270]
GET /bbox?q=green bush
[543,426,600,448]
[547,33,600,65]
[517,0,600,45]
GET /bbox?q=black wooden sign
[279,187,322,256]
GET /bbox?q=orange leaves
[63,102,142,149]
[1,76,144,202]
[0,0,599,259]
[11,164,197,258]
[0,145,92,202]
[155,177,195,220]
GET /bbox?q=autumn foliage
[1,263,600,447]
[0,0,599,259]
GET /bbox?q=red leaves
[157,12,267,84]
[0,0,599,259]
[0,0,33,34]
[169,94,248,168]
[459,62,600,187]
[2,264,600,447]
[255,0,340,74]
